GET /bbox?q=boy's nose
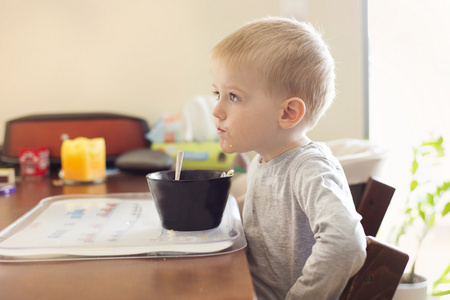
[212,100,226,120]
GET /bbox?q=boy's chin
[222,149,235,154]
[219,143,235,154]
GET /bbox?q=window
[368,0,450,285]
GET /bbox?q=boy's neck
[259,134,311,163]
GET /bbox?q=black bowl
[146,170,233,231]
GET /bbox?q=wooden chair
[351,177,396,237]
[340,178,409,300]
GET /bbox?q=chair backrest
[1,113,150,167]
[340,178,408,300]
[339,236,409,300]
[352,177,396,237]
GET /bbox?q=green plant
[393,136,450,290]
[432,264,450,296]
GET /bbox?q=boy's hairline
[209,57,285,98]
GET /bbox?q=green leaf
[435,136,445,156]
[427,193,434,205]
[418,208,426,221]
[411,159,419,175]
[432,263,450,296]
[439,182,450,195]
[428,213,436,228]
[410,180,418,191]
[443,202,450,217]
[432,290,450,296]
[420,136,445,157]
[435,182,450,196]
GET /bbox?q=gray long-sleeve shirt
[243,142,366,300]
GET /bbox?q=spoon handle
[175,150,184,180]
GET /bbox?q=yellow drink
[61,137,106,182]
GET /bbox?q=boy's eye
[230,93,240,102]
[212,90,220,100]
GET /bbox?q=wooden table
[0,172,255,300]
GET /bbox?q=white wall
[0,0,365,144]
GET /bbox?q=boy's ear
[279,97,306,129]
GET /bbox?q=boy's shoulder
[250,142,341,176]
[283,142,342,174]
[288,141,334,162]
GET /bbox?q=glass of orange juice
[61,137,106,184]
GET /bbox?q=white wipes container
[326,139,389,185]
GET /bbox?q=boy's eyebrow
[213,83,248,97]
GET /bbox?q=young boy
[210,17,367,299]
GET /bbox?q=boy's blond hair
[211,17,335,130]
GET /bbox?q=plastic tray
[0,193,246,262]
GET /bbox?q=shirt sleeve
[286,157,367,300]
